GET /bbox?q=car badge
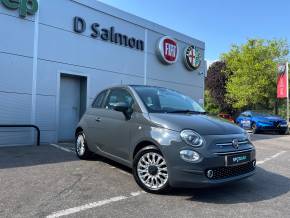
[232,139,239,149]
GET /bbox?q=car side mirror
[113,102,132,120]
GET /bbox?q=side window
[92,90,107,108]
[105,89,134,110]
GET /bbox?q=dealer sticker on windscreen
[226,153,250,166]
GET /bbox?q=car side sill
[96,145,132,168]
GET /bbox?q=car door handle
[95,117,101,122]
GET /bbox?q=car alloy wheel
[133,146,170,193]
[76,134,86,156]
[75,131,93,159]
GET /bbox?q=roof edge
[71,0,205,49]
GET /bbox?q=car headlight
[180,130,204,147]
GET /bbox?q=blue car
[236,111,288,134]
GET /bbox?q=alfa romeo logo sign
[184,45,201,70]
[157,36,179,64]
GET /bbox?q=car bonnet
[149,113,244,135]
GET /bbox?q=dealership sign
[1,0,38,17]
[157,36,179,64]
[184,45,201,70]
[277,63,289,98]
[73,17,144,51]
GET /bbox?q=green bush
[204,90,220,115]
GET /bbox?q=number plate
[241,120,251,128]
[226,153,251,166]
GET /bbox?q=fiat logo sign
[157,36,179,64]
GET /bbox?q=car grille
[271,120,287,128]
[216,139,249,147]
[206,161,255,180]
[272,121,280,127]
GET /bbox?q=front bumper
[256,121,288,131]
[169,160,256,188]
[161,142,256,188]
[257,125,288,131]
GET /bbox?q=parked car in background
[236,111,288,134]
[218,113,235,123]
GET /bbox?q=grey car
[75,85,256,193]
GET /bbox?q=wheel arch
[75,126,84,137]
[132,140,160,160]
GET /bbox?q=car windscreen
[133,86,205,114]
[251,112,271,117]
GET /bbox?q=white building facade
[0,0,205,145]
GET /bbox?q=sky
[97,0,290,61]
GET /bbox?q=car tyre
[75,131,93,159]
[278,129,288,135]
[133,146,170,194]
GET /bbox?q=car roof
[103,84,168,90]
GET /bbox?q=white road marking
[130,191,145,196]
[46,192,145,218]
[46,196,127,218]
[50,144,74,153]
[257,151,287,165]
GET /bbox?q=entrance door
[59,75,83,141]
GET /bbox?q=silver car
[75,85,256,193]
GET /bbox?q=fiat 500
[75,85,256,193]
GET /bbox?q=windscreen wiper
[166,110,206,114]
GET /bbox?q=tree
[204,90,220,115]
[222,39,289,110]
[205,61,233,113]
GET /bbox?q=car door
[97,88,135,161]
[85,89,109,151]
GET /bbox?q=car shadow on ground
[166,167,290,204]
[0,145,78,169]
[2,145,289,205]
[88,154,133,174]
[89,155,290,204]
